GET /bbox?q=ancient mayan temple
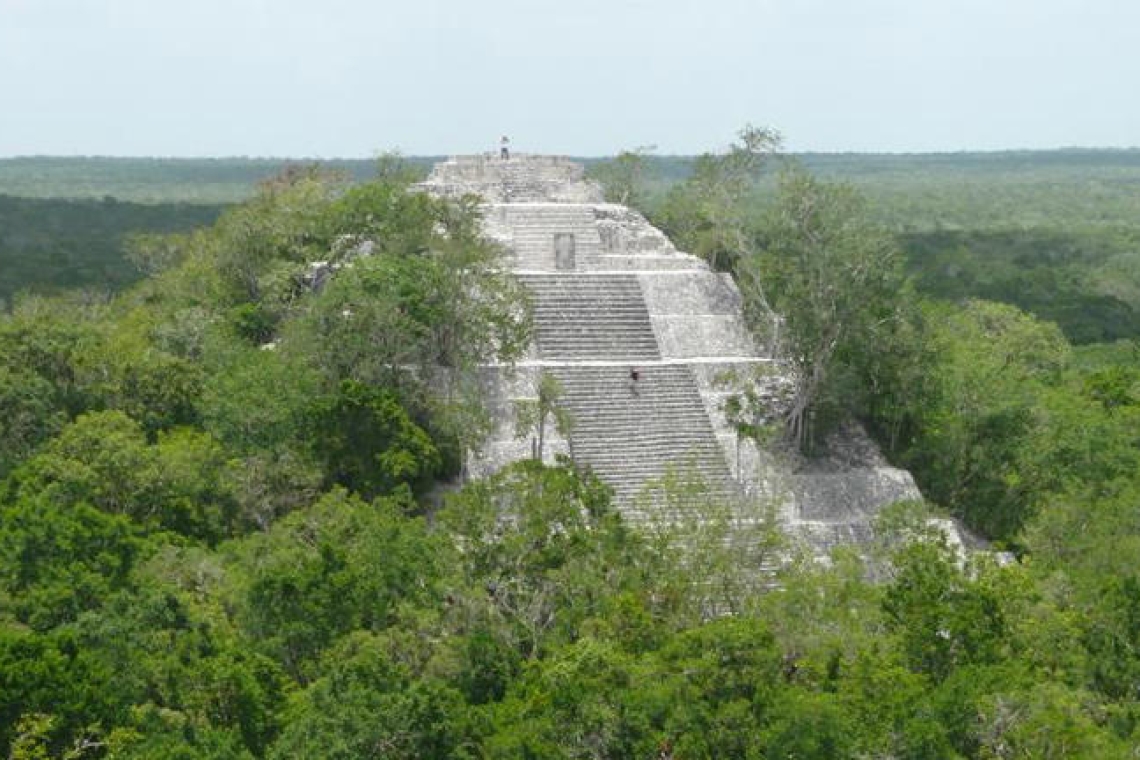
[419,154,952,558]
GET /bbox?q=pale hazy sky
[2,0,1138,157]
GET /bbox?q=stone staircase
[425,155,748,515]
[520,273,659,360]
[517,266,735,514]
[550,364,736,520]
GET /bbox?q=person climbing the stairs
[629,366,641,397]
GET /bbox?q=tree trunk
[537,415,546,463]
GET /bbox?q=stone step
[533,328,658,338]
[509,217,595,223]
[574,459,727,475]
[571,427,715,437]
[534,332,659,341]
[509,217,597,223]
[579,451,704,465]
[505,209,595,216]
[502,209,596,214]
[528,289,643,297]
[511,232,601,240]
[527,284,644,293]
[508,219,597,226]
[523,290,645,302]
[567,425,713,436]
[571,423,716,434]
[533,310,649,317]
[536,344,661,354]
[539,348,661,361]
[561,396,709,409]
[572,431,716,442]
[569,428,721,440]
[507,226,599,234]
[513,236,600,242]
[572,456,725,468]
[535,337,659,346]
[508,219,597,225]
[509,227,600,234]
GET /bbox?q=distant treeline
[0,195,225,304]
[0,156,440,203]
[588,147,1140,186]
[8,149,1139,204]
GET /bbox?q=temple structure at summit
[419,154,957,558]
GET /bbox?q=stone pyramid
[420,153,957,558]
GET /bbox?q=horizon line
[3,145,1140,162]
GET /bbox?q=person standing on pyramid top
[500,135,510,160]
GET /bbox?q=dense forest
[0,196,226,306]
[1,146,1139,757]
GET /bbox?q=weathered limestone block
[651,317,759,359]
[592,254,707,271]
[638,271,741,315]
[638,271,759,359]
[593,204,678,255]
[795,464,921,524]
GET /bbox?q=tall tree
[588,146,656,208]
[890,299,1070,539]
[513,371,573,463]
[654,125,781,271]
[739,168,905,451]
